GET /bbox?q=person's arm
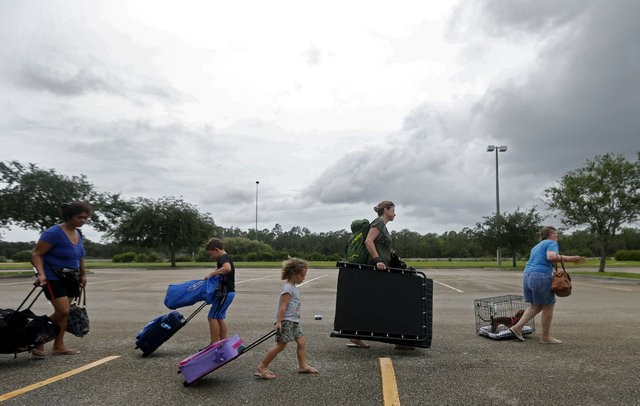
[365,227,385,269]
[32,240,52,286]
[547,251,586,264]
[274,293,291,332]
[205,261,232,279]
[79,257,87,288]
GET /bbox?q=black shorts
[43,279,80,300]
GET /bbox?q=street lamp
[255,181,259,240]
[486,145,508,266]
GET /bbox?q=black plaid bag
[67,287,89,337]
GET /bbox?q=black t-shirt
[217,253,235,292]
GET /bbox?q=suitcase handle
[240,330,277,354]
[183,301,209,324]
[17,284,44,311]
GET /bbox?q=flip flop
[347,339,370,348]
[539,337,562,344]
[393,344,416,350]
[31,348,48,358]
[298,366,319,374]
[52,348,81,355]
[509,327,525,342]
[253,369,276,379]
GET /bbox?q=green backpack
[345,219,371,264]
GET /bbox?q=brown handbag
[551,256,572,297]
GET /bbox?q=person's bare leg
[208,318,220,343]
[255,342,286,378]
[539,304,557,341]
[50,297,71,352]
[510,304,542,338]
[296,336,318,373]
[218,319,228,340]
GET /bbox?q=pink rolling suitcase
[178,330,276,386]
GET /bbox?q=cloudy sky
[1,0,638,242]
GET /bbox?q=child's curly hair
[281,257,308,281]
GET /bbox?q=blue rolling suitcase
[135,302,207,357]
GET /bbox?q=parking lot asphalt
[1,267,639,406]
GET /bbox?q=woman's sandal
[31,348,48,358]
[253,369,276,379]
[347,339,370,348]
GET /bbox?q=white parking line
[0,281,34,287]
[433,279,464,293]
[297,274,328,287]
[236,275,273,284]
[574,282,634,292]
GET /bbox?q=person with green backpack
[344,200,397,349]
[345,200,396,268]
[365,200,396,270]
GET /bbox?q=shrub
[11,250,33,262]
[134,253,149,263]
[113,252,136,263]
[174,255,193,262]
[0,256,7,262]
[147,252,160,262]
[614,250,640,261]
[245,252,260,262]
[306,252,325,261]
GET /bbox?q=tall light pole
[486,145,507,266]
[255,181,259,241]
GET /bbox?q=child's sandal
[253,369,276,379]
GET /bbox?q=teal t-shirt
[524,239,559,274]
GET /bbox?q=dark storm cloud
[14,55,186,103]
[17,59,122,97]
[473,0,640,176]
[450,0,587,37]
[303,0,640,232]
[302,103,489,230]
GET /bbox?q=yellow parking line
[0,355,120,402]
[379,357,401,406]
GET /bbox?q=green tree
[475,207,542,267]
[559,229,597,257]
[0,161,132,233]
[107,196,217,267]
[545,153,640,272]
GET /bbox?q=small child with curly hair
[254,257,319,379]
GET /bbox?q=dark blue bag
[164,277,220,309]
[135,311,185,357]
[136,311,183,339]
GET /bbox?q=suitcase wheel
[237,345,245,355]
[183,381,191,387]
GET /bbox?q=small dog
[479,309,525,333]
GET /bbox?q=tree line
[2,152,640,270]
